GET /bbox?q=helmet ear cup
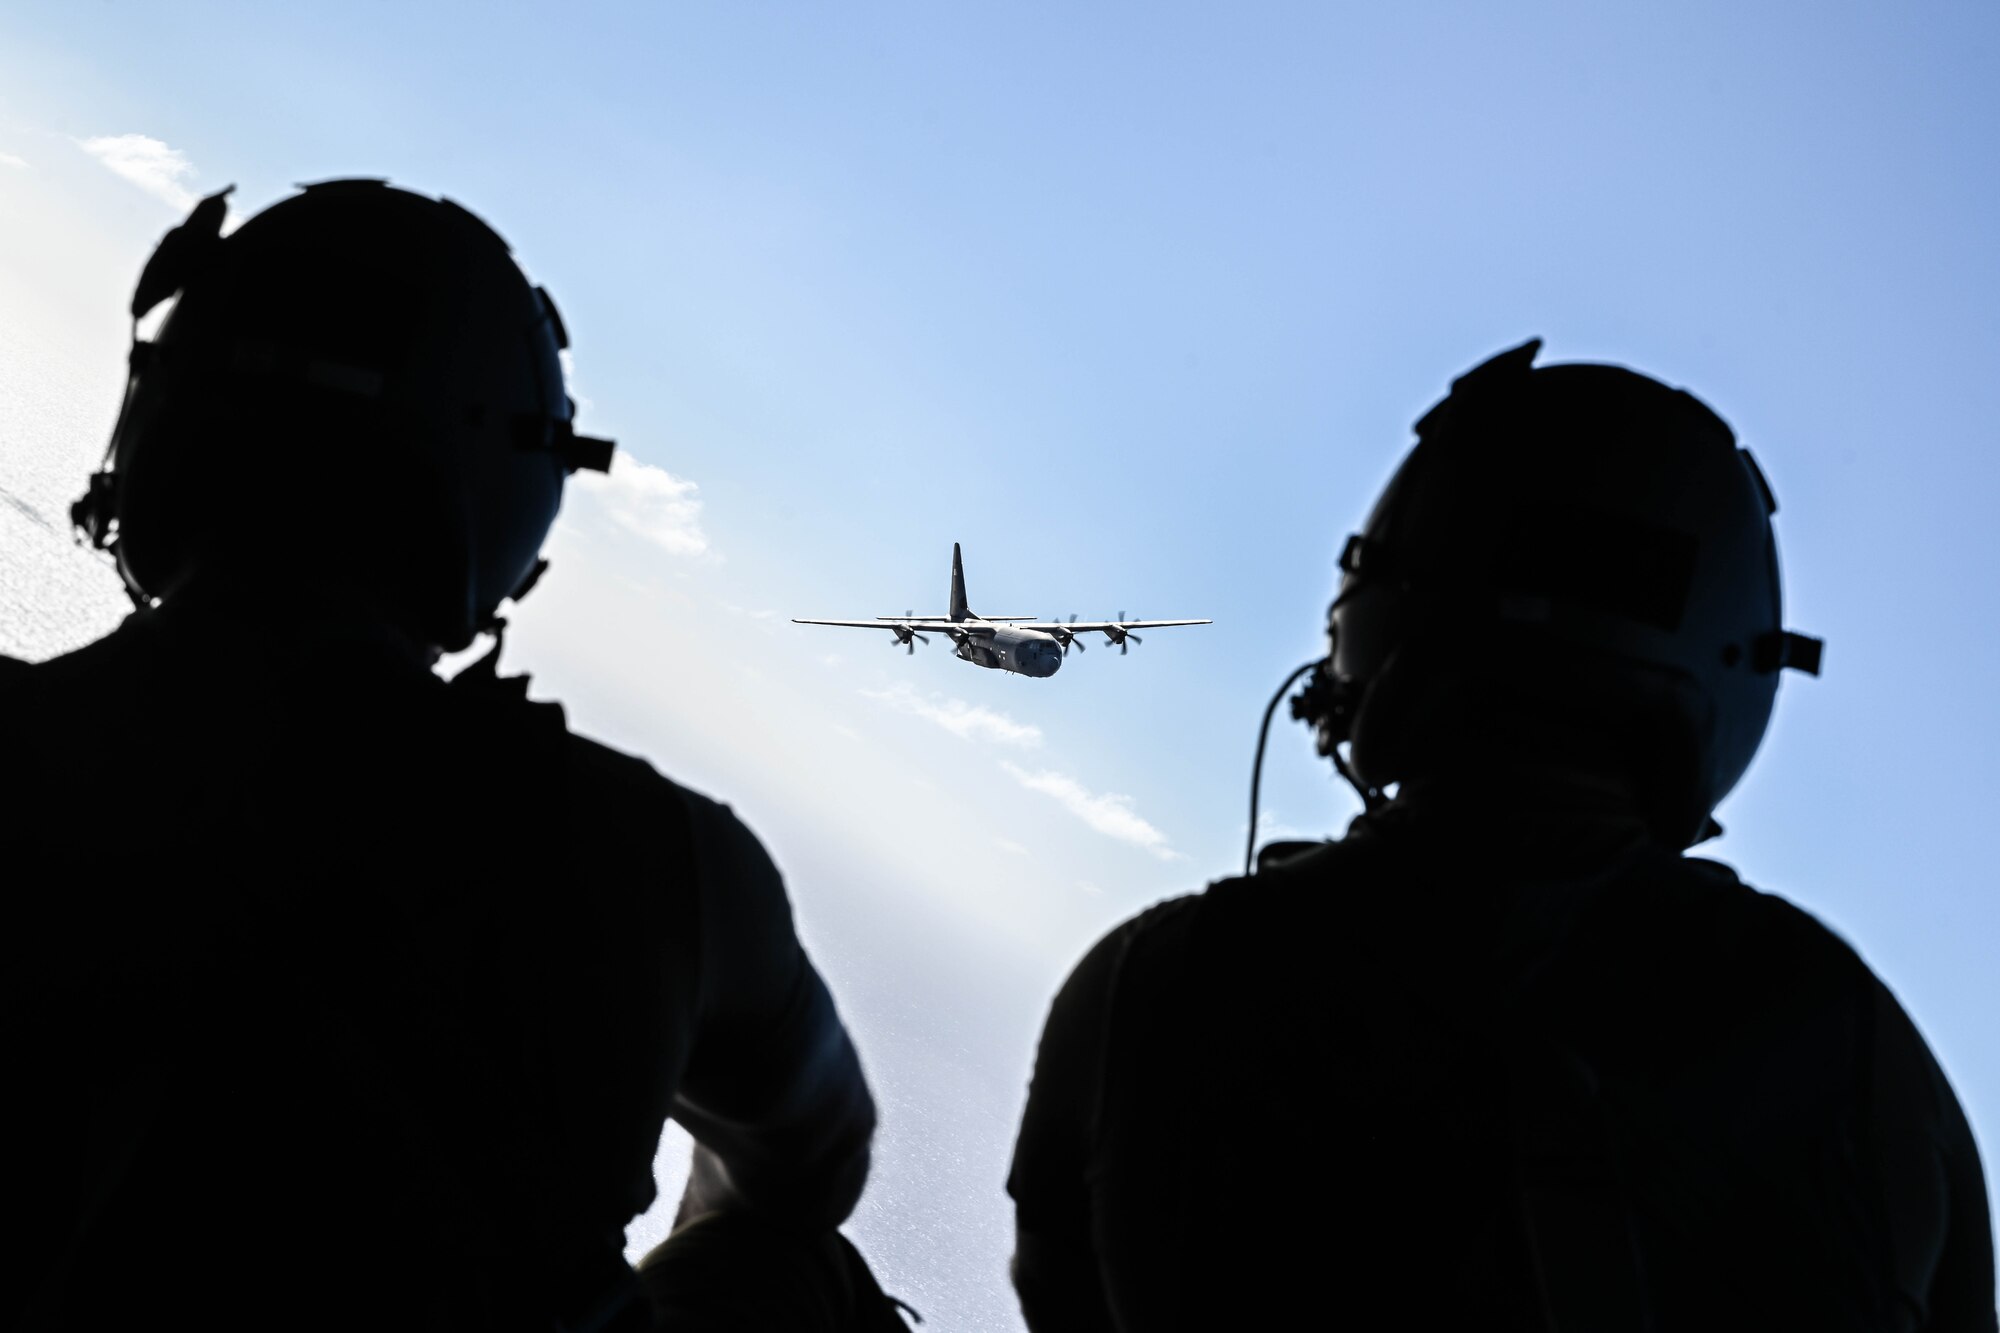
[1346,642,1428,791]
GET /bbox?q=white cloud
[994,837,1029,857]
[77,134,201,211]
[0,152,27,170]
[574,452,715,560]
[1000,762,1181,860]
[558,351,597,418]
[864,681,1043,748]
[1244,812,1328,844]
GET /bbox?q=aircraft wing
[1050,619,1212,632]
[792,618,997,637]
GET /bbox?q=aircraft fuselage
[956,626,1063,677]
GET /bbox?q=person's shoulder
[1194,836,1363,925]
[552,721,776,871]
[0,620,156,759]
[1616,855,1883,1016]
[1676,855,1869,965]
[1053,892,1205,1009]
[4,616,150,687]
[1060,840,1357,982]
[556,724,721,820]
[1099,890,1207,958]
[554,721,680,801]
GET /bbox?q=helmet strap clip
[1754,630,1824,676]
[555,421,615,473]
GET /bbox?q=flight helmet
[1294,340,1822,846]
[74,179,613,652]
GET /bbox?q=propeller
[892,610,929,655]
[1106,611,1143,655]
[1053,613,1085,655]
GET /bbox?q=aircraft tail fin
[950,542,969,622]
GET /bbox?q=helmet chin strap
[451,615,523,696]
[1330,739,1385,817]
[452,557,550,695]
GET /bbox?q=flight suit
[1010,786,1996,1331]
[1,600,876,1330]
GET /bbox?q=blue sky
[3,5,1996,1326]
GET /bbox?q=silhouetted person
[1008,341,1995,1331]
[1,182,905,1331]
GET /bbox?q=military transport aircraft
[794,543,1211,678]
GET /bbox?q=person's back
[2,182,890,1331]
[1009,341,1996,1330]
[3,602,678,1324]
[1015,791,1991,1329]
